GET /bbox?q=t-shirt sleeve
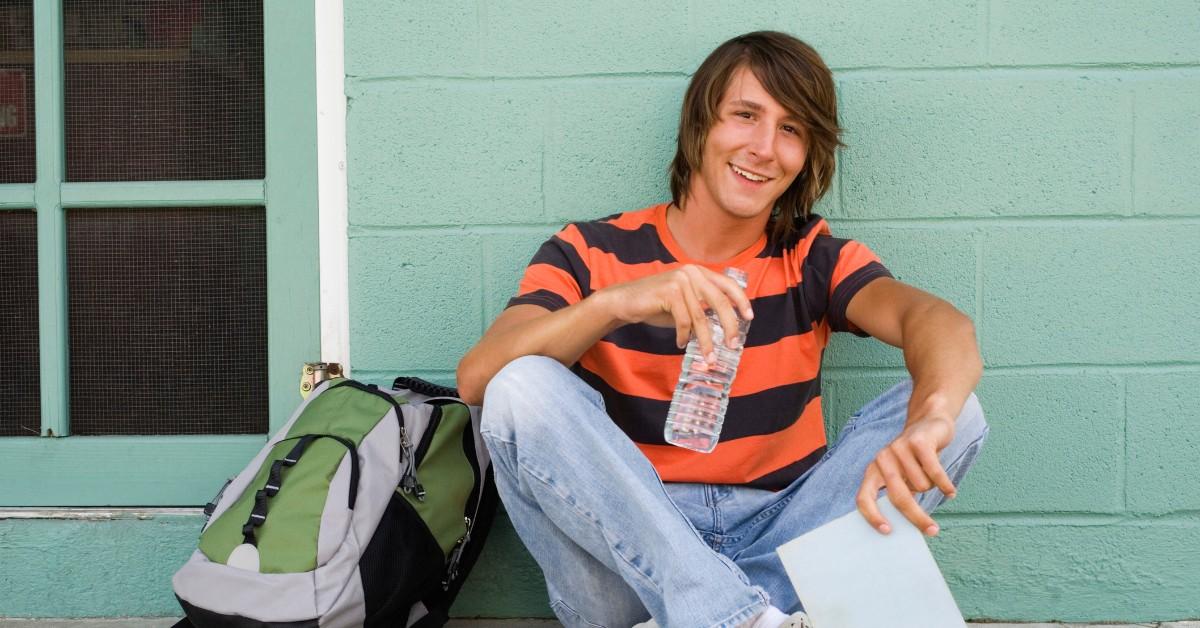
[506,225,588,313]
[804,236,893,337]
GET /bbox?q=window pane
[0,1,35,183]
[0,210,40,436]
[64,0,264,182]
[67,208,267,435]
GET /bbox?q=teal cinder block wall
[342,1,1200,622]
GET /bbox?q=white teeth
[731,164,768,182]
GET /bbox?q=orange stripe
[638,396,828,485]
[603,205,661,230]
[580,333,823,400]
[518,264,582,305]
[555,224,590,259]
[828,241,882,296]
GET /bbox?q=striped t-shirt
[507,203,892,490]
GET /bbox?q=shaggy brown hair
[669,31,843,243]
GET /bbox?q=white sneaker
[779,611,815,628]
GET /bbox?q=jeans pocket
[550,599,608,628]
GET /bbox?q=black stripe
[576,367,823,444]
[528,235,592,298]
[799,234,847,327]
[602,286,818,355]
[507,289,569,312]
[828,262,893,335]
[744,445,827,491]
[574,220,676,265]
[758,213,828,258]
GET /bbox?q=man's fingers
[915,444,957,499]
[667,294,692,349]
[890,441,933,493]
[876,448,939,536]
[678,278,714,358]
[709,268,755,321]
[699,285,741,348]
[683,267,742,349]
[856,464,890,534]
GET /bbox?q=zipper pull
[399,471,425,500]
[443,537,467,589]
[399,424,412,451]
[442,516,473,588]
[400,460,425,501]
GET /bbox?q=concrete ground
[1,620,1198,627]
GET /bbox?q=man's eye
[781,125,798,135]
[735,111,753,119]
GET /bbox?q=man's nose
[747,124,776,160]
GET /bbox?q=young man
[456,31,988,628]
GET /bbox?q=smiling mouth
[730,164,771,183]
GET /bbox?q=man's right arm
[455,265,755,405]
[455,296,622,405]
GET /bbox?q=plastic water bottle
[664,267,750,453]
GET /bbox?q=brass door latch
[300,362,343,398]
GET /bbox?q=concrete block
[349,234,483,372]
[685,0,983,70]
[345,0,479,77]
[990,0,1200,65]
[542,79,684,223]
[348,83,545,226]
[839,78,1131,218]
[0,517,199,616]
[479,1,691,76]
[822,224,977,368]
[824,374,1125,513]
[980,224,1200,365]
[1127,372,1200,514]
[1135,80,1200,215]
[482,228,562,325]
[933,521,1200,622]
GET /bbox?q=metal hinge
[300,362,343,398]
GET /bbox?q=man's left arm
[843,277,983,536]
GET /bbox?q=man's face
[693,66,808,222]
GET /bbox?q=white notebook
[776,497,967,628]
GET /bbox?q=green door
[0,0,319,506]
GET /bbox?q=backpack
[171,376,499,628]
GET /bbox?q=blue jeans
[480,356,989,628]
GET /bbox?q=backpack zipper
[398,408,424,500]
[443,515,472,589]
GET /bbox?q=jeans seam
[942,428,990,482]
[519,454,665,597]
[549,599,608,628]
[712,597,769,628]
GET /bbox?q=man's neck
[668,197,770,263]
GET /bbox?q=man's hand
[598,265,754,360]
[856,415,957,537]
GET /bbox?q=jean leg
[728,379,989,612]
[480,356,768,628]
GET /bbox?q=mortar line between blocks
[348,215,1200,235]
[836,148,846,214]
[1123,375,1129,512]
[346,65,1200,86]
[982,0,992,63]
[540,111,547,221]
[479,239,487,338]
[937,510,1200,525]
[824,363,1200,375]
[975,230,983,351]
[1129,87,1137,216]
